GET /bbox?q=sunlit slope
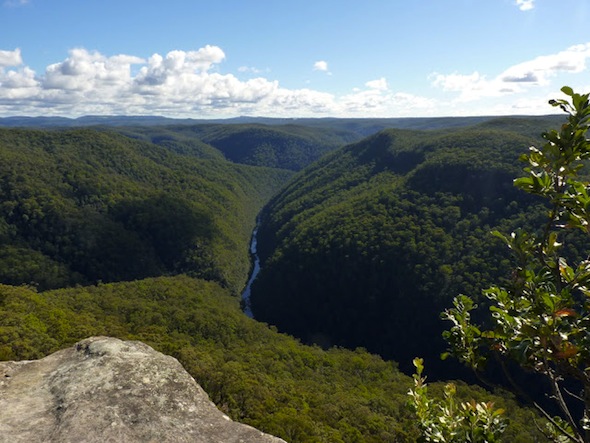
[0,127,292,293]
[0,275,547,442]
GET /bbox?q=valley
[0,115,567,442]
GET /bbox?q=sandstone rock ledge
[0,336,285,443]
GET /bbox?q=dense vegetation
[0,127,291,293]
[5,115,563,170]
[0,118,567,441]
[115,123,361,171]
[251,121,560,377]
[0,276,546,442]
[443,88,590,442]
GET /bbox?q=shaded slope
[113,125,226,160]
[165,123,360,170]
[251,125,549,377]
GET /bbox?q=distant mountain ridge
[0,113,562,133]
[0,114,564,174]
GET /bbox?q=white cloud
[0,48,23,67]
[430,71,483,92]
[313,60,329,72]
[429,71,504,102]
[0,46,360,117]
[0,48,37,101]
[3,43,584,119]
[134,45,225,87]
[0,66,38,100]
[500,43,590,84]
[0,45,312,117]
[43,48,143,93]
[431,42,590,102]
[515,0,534,11]
[365,77,389,91]
[337,83,436,117]
[0,45,468,118]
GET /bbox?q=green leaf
[561,86,574,97]
[513,176,534,191]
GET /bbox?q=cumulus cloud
[338,83,436,117]
[0,45,432,118]
[313,60,329,72]
[365,77,389,91]
[134,46,225,89]
[0,46,282,116]
[0,48,37,102]
[43,48,144,93]
[430,71,497,101]
[0,66,37,100]
[0,48,23,67]
[0,46,420,117]
[3,42,587,118]
[500,43,590,85]
[515,0,534,11]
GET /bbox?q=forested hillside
[117,123,360,171]
[6,115,558,171]
[0,119,561,441]
[0,276,546,442]
[0,127,291,293]
[251,120,564,377]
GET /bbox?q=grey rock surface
[0,336,286,443]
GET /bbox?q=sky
[0,0,589,119]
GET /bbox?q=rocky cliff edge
[0,336,286,443]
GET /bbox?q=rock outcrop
[0,337,285,443]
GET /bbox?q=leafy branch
[408,357,507,442]
[442,86,590,443]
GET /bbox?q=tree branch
[532,401,583,443]
[564,387,584,403]
[496,353,583,442]
[547,367,583,441]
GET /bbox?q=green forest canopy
[0,127,291,293]
[250,122,571,378]
[0,276,547,442]
[0,117,568,441]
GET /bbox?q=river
[241,227,260,318]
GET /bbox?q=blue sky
[0,0,589,118]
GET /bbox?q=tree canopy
[0,127,291,292]
[0,275,546,442]
[0,115,570,441]
[251,122,554,377]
